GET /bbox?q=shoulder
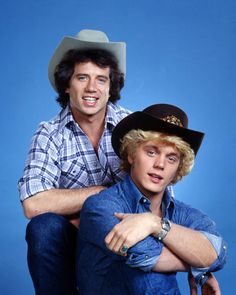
[172,198,215,229]
[31,108,71,147]
[107,102,131,122]
[173,198,206,215]
[36,109,64,134]
[82,184,124,214]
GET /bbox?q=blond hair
[119,129,195,184]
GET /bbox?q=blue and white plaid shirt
[18,102,131,201]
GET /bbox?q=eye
[147,150,156,157]
[97,77,108,84]
[168,156,178,163]
[77,75,87,81]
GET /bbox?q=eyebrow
[143,144,158,150]
[75,73,109,79]
[144,144,180,157]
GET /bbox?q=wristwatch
[156,218,171,241]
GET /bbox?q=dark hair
[54,49,124,108]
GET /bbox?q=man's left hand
[188,272,221,295]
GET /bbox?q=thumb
[114,212,126,220]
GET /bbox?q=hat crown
[143,104,188,128]
[76,29,109,43]
[111,103,204,157]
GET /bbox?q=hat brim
[112,112,204,157]
[48,36,126,91]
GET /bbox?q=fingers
[201,273,221,295]
[105,224,129,255]
[119,244,129,256]
[114,212,130,220]
[188,273,198,295]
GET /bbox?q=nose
[85,78,96,92]
[154,155,165,170]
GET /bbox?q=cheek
[134,158,148,170]
[169,168,178,182]
[102,85,110,97]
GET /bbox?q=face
[66,61,110,122]
[128,141,180,199]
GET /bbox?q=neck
[148,192,164,217]
[72,110,106,152]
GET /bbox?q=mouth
[82,96,98,107]
[148,173,163,183]
[82,96,98,102]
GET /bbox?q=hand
[188,272,221,295]
[201,273,221,295]
[188,272,198,295]
[105,212,159,256]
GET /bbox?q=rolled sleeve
[126,237,163,272]
[18,175,56,201]
[191,231,227,286]
[18,125,61,201]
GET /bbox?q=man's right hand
[23,185,106,219]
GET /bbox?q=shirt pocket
[60,159,90,188]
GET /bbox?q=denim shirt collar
[121,175,174,217]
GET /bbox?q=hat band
[161,115,183,127]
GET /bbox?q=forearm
[160,223,217,268]
[105,212,218,271]
[23,186,106,219]
[152,246,190,272]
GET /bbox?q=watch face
[162,219,171,231]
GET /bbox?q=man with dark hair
[18,29,130,295]
[78,104,226,294]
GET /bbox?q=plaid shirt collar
[58,102,119,131]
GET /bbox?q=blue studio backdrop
[0,0,235,294]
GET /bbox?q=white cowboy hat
[48,29,126,91]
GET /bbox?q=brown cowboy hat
[112,103,204,157]
[48,29,126,91]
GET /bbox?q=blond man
[77,104,226,294]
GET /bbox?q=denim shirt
[78,175,226,295]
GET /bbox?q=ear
[128,154,133,165]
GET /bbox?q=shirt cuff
[125,237,163,272]
[126,253,160,272]
[191,231,227,286]
[18,176,53,201]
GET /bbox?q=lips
[82,96,98,102]
[82,96,98,106]
[148,173,163,183]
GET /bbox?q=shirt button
[145,255,149,259]
[143,199,147,203]
[223,245,227,250]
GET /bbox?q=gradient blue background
[1,0,235,294]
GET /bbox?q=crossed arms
[79,190,226,290]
